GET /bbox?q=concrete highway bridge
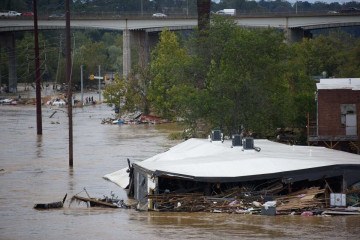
[0,13,359,92]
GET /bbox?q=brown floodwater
[1,102,359,240]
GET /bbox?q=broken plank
[72,195,118,208]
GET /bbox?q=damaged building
[104,134,360,213]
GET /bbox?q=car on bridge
[22,12,34,17]
[49,13,65,18]
[340,7,360,13]
[152,13,167,18]
[0,10,21,18]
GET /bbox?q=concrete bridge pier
[123,28,131,78]
[123,29,161,77]
[132,30,149,70]
[286,27,313,43]
[0,32,18,93]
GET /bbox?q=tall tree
[203,19,290,136]
[149,29,192,119]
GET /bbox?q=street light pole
[98,65,101,102]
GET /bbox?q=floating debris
[34,194,67,210]
[69,188,129,209]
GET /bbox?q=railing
[3,10,358,21]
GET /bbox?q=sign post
[94,75,103,102]
[89,74,103,102]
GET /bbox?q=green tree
[15,32,58,87]
[338,39,360,77]
[148,17,298,138]
[103,73,126,109]
[104,33,123,73]
[292,35,344,78]
[75,41,107,85]
[203,20,291,136]
[149,29,192,120]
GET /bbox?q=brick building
[308,78,360,153]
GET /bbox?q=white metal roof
[317,78,360,90]
[104,138,360,188]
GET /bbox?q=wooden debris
[69,188,129,209]
[34,194,67,210]
[71,195,119,208]
[275,187,325,213]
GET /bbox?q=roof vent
[242,137,261,152]
[210,130,223,142]
[243,137,254,150]
[232,134,242,147]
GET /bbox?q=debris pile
[275,187,325,214]
[101,111,169,125]
[145,183,360,216]
[147,192,266,214]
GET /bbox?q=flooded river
[1,102,359,240]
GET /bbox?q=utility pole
[65,0,73,167]
[33,0,42,135]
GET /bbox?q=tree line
[103,16,360,141]
[0,29,124,91]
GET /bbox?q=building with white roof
[105,137,360,210]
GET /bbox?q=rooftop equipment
[232,134,242,147]
[243,137,254,150]
[211,130,223,142]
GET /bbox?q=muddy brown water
[1,103,359,240]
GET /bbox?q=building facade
[308,78,360,153]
